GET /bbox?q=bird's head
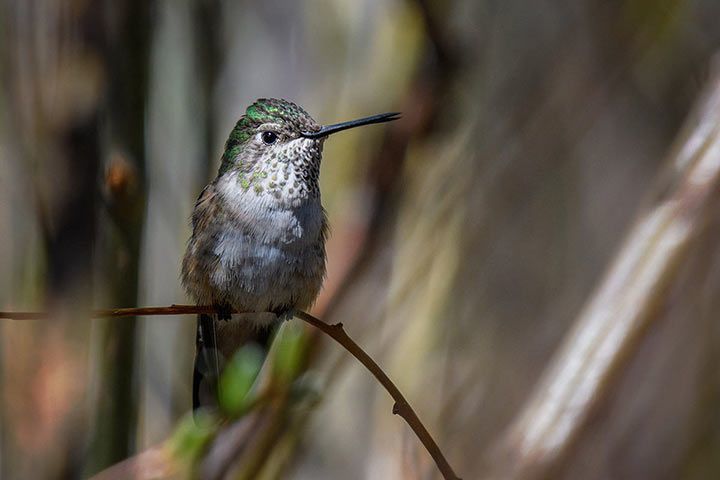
[218,98,399,200]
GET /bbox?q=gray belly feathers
[182,188,327,317]
[210,210,326,311]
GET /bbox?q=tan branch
[489,59,720,479]
[1,305,461,480]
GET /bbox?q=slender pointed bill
[301,112,401,139]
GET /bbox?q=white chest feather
[207,172,326,311]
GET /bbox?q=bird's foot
[214,303,233,321]
[277,308,296,322]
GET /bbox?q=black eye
[261,131,278,145]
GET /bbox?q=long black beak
[301,112,401,139]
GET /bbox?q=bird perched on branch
[181,98,399,410]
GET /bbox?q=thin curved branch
[294,311,461,480]
[1,305,462,480]
[0,305,221,320]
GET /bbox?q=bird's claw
[277,309,296,322]
[215,303,233,321]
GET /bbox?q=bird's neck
[217,165,320,211]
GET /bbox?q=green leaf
[272,322,308,383]
[167,410,216,463]
[218,344,264,416]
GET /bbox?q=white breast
[210,171,326,311]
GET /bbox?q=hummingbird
[181,98,400,410]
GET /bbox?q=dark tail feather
[193,313,220,411]
[193,313,276,412]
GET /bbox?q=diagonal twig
[294,311,461,480]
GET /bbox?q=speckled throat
[230,132,324,204]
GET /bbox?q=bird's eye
[261,131,278,145]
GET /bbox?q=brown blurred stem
[0,306,462,480]
[87,1,151,474]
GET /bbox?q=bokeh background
[2,1,720,479]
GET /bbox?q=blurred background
[2,0,720,479]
